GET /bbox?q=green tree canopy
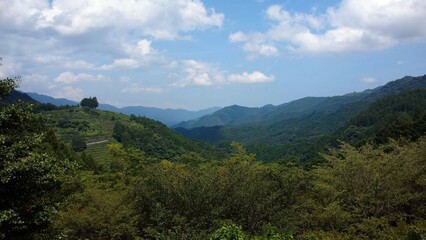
[80,97,99,109]
[0,77,77,239]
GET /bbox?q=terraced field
[40,107,131,161]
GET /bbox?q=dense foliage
[2,75,426,239]
[52,139,426,239]
[0,78,78,239]
[80,97,99,109]
[176,75,426,162]
[112,115,220,160]
[341,88,426,145]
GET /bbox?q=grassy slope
[40,107,219,162]
[40,107,130,162]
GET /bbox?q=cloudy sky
[1,0,425,110]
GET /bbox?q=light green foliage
[307,139,426,238]
[54,172,139,240]
[210,223,246,240]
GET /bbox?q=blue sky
[1,0,425,110]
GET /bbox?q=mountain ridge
[174,74,426,146]
[26,92,221,126]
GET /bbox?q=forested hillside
[175,75,426,162]
[28,92,220,126]
[39,104,219,162]
[1,76,426,239]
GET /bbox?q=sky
[0,0,425,110]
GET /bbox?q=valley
[1,74,426,239]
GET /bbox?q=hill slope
[176,75,426,146]
[40,107,218,161]
[28,92,220,126]
[27,92,78,106]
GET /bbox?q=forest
[1,76,426,239]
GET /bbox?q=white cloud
[19,74,50,93]
[170,60,225,87]
[0,0,225,87]
[229,31,249,42]
[54,71,106,84]
[0,58,22,79]
[1,0,224,40]
[64,60,96,70]
[136,40,152,56]
[121,84,164,94]
[228,71,275,83]
[99,59,140,71]
[242,42,279,58]
[360,77,378,84]
[170,60,274,87]
[55,86,83,101]
[98,39,167,70]
[230,0,426,56]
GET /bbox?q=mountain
[27,92,78,106]
[0,90,38,106]
[338,88,426,145]
[175,75,426,146]
[112,105,221,126]
[26,92,221,126]
[41,106,220,161]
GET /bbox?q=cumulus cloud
[230,0,426,56]
[119,77,164,94]
[170,60,274,87]
[229,31,249,42]
[54,71,106,84]
[55,86,83,101]
[64,60,96,70]
[99,59,140,71]
[228,71,275,83]
[0,0,224,40]
[0,0,225,85]
[170,60,225,87]
[121,84,164,94]
[19,74,51,93]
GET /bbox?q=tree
[0,77,77,239]
[71,134,87,152]
[80,97,99,109]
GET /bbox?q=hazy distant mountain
[27,92,78,106]
[1,90,37,105]
[114,106,221,126]
[175,75,426,145]
[26,92,220,126]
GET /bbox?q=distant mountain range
[174,75,426,146]
[27,92,78,106]
[26,92,220,126]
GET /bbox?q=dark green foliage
[71,134,86,152]
[176,75,426,162]
[0,78,77,239]
[55,138,426,239]
[113,116,219,160]
[5,90,37,104]
[174,126,225,144]
[341,89,426,145]
[0,77,19,99]
[80,96,99,109]
[2,73,426,239]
